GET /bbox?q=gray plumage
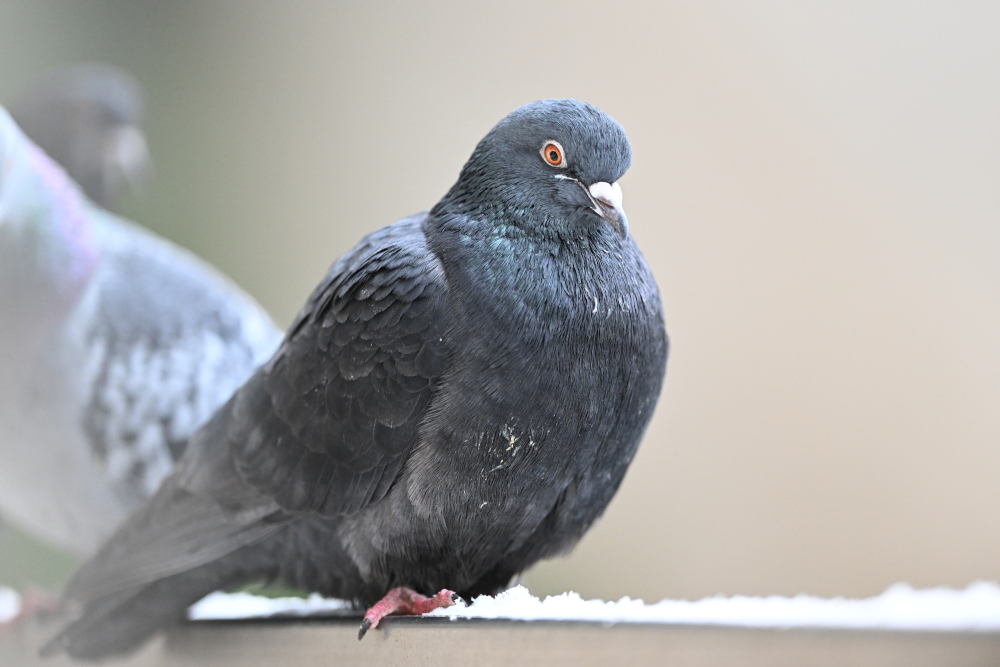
[47,99,669,660]
[0,106,282,556]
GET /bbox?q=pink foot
[358,587,458,639]
[0,587,61,636]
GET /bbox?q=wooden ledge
[5,615,1000,667]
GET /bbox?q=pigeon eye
[540,141,566,168]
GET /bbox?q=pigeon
[0,105,283,557]
[44,99,669,660]
[8,63,152,213]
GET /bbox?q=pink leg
[1,587,61,636]
[358,587,458,639]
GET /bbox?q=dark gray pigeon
[45,99,668,660]
[8,63,151,212]
[0,106,282,556]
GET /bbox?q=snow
[184,581,1000,631]
[0,586,21,623]
[426,583,1000,631]
[6,581,1000,631]
[188,591,353,620]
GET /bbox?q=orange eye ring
[540,140,566,168]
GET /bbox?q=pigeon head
[9,63,151,211]
[439,99,632,239]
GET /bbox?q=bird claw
[357,617,372,640]
[357,587,458,640]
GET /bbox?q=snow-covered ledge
[191,581,1000,631]
[5,583,1000,667]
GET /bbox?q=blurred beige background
[1,1,998,602]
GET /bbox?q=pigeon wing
[235,214,450,516]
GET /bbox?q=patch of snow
[428,582,1000,631]
[0,586,21,623]
[186,581,1000,631]
[188,591,352,620]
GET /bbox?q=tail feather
[44,392,286,661]
[42,575,203,660]
[43,542,278,661]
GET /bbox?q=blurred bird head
[8,63,152,212]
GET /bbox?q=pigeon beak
[587,181,628,239]
[106,125,153,195]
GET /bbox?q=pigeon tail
[42,544,274,661]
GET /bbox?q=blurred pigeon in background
[8,63,151,213]
[0,106,282,557]
[45,99,668,660]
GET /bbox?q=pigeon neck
[0,136,100,313]
[429,185,619,258]
[431,189,569,248]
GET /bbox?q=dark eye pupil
[548,150,559,162]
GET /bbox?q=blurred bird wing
[78,212,283,499]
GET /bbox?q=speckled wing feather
[79,213,281,504]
